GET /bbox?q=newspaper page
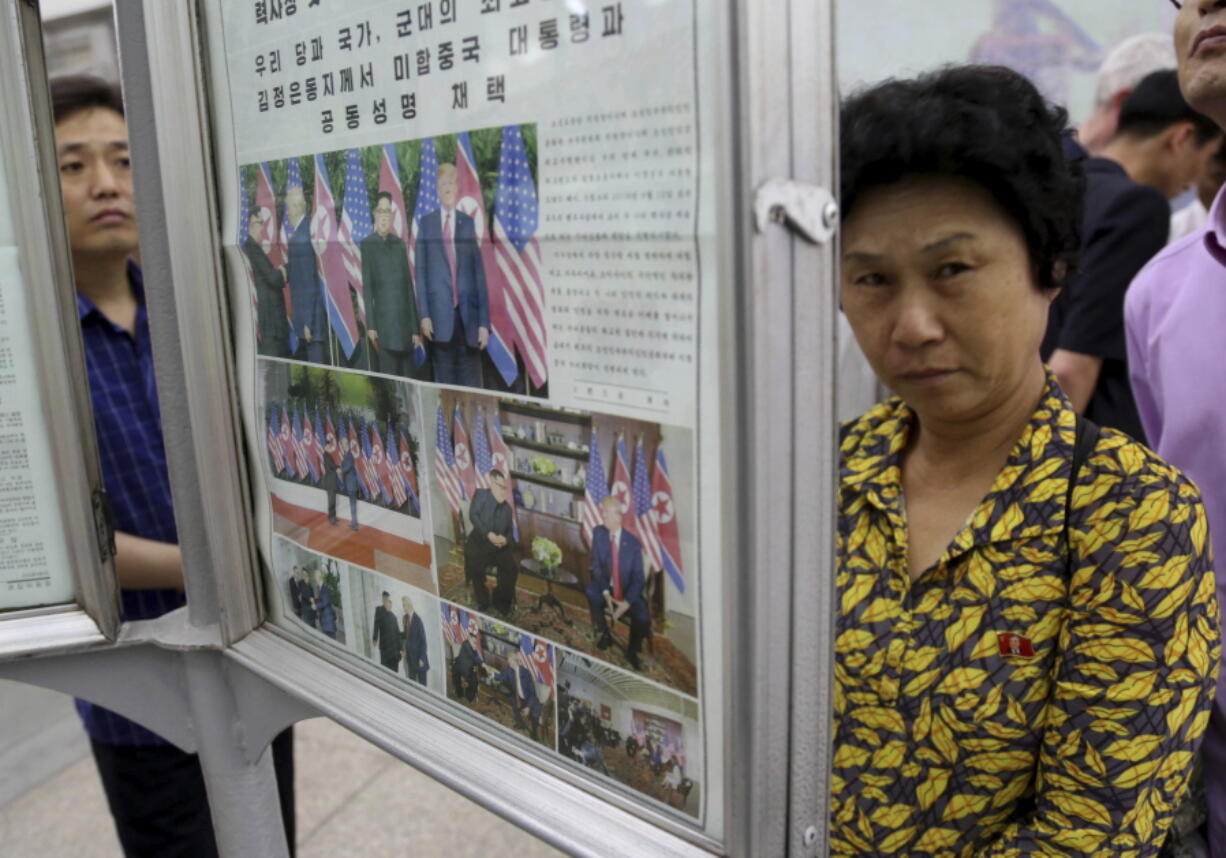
[204,0,724,836]
[0,137,77,610]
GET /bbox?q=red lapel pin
[998,633,1035,658]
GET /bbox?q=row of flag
[582,433,686,594]
[441,604,481,650]
[238,128,546,387]
[440,603,555,689]
[265,404,420,514]
[433,403,519,539]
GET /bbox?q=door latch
[753,179,839,245]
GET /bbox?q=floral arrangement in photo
[531,455,558,477]
[532,537,562,569]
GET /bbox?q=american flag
[266,408,286,474]
[434,404,465,514]
[521,635,554,687]
[488,125,547,389]
[610,435,640,543]
[633,436,664,572]
[456,133,517,387]
[339,147,371,325]
[452,404,476,500]
[239,166,251,246]
[290,408,309,480]
[280,156,301,265]
[311,153,361,359]
[652,447,685,593]
[488,411,518,541]
[385,423,409,509]
[358,416,381,501]
[409,138,439,284]
[399,423,420,499]
[472,406,492,490]
[581,427,607,546]
[440,604,458,646]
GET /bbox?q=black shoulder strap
[1064,415,1101,574]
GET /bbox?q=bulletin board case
[102,0,840,855]
[0,0,121,658]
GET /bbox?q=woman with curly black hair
[831,65,1219,856]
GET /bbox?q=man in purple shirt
[1126,5,1226,850]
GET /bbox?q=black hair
[488,468,506,481]
[840,65,1082,290]
[49,75,124,124]
[374,190,393,205]
[1116,69,1222,146]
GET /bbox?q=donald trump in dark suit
[284,185,325,363]
[586,496,649,670]
[415,162,489,387]
[401,595,429,685]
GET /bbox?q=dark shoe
[349,523,359,531]
[328,516,337,525]
[627,652,642,671]
[596,633,612,650]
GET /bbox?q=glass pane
[0,108,78,612]
[201,0,729,841]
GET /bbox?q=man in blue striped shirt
[52,76,294,857]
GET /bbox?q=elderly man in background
[1079,32,1177,154]
[1127,3,1226,854]
[1044,70,1222,444]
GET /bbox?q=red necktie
[443,210,458,306]
[611,532,622,601]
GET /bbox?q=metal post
[184,649,290,858]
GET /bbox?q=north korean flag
[610,435,641,543]
[452,404,477,501]
[279,406,295,474]
[652,447,685,593]
[325,412,342,467]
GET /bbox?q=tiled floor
[0,715,565,857]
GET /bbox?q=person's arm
[469,492,494,538]
[415,220,433,338]
[1124,282,1161,447]
[113,531,184,590]
[976,469,1219,855]
[361,245,377,340]
[1048,349,1102,413]
[398,242,421,341]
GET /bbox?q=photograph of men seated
[273,538,348,646]
[238,122,548,399]
[351,568,444,696]
[429,388,699,696]
[261,361,434,591]
[557,652,700,818]
[441,605,556,749]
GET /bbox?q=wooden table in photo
[520,558,578,625]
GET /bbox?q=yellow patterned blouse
[832,378,1220,857]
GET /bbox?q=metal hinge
[92,489,116,563]
[753,179,839,245]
